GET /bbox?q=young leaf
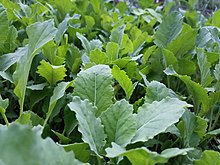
[132,97,189,143]
[106,42,119,62]
[76,32,91,54]
[0,124,83,165]
[43,81,73,127]
[0,4,9,52]
[194,150,220,165]
[13,20,57,116]
[164,67,210,116]
[74,65,114,116]
[154,12,183,47]
[0,95,9,126]
[100,100,136,147]
[90,49,108,64]
[112,65,134,100]
[37,60,67,86]
[197,48,213,87]
[68,96,106,156]
[106,142,193,165]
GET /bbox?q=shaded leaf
[112,65,134,99]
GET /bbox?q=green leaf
[90,49,108,64]
[90,0,101,14]
[145,81,176,103]
[212,10,220,28]
[194,150,220,165]
[42,41,67,66]
[76,32,91,54]
[62,143,91,163]
[106,42,119,62]
[13,20,57,116]
[197,48,213,87]
[44,81,73,127]
[55,17,70,43]
[0,4,9,52]
[37,60,67,86]
[64,108,78,137]
[177,110,205,147]
[0,124,83,165]
[167,23,197,57]
[121,34,133,55]
[132,97,189,143]
[68,96,106,156]
[74,65,114,116]
[154,12,183,47]
[112,65,134,100]
[164,67,210,116]
[100,100,136,147]
[106,143,193,165]
[110,25,126,46]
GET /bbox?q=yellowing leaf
[37,60,66,86]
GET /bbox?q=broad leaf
[37,60,67,86]
[100,100,136,147]
[13,20,57,116]
[154,12,183,47]
[74,65,114,116]
[44,81,73,127]
[0,46,27,71]
[106,143,193,165]
[0,4,9,52]
[167,23,197,57]
[76,32,91,54]
[164,67,210,116]
[112,65,134,100]
[145,81,176,103]
[132,97,189,143]
[194,150,220,165]
[110,25,125,46]
[196,48,213,87]
[0,124,83,165]
[68,96,106,156]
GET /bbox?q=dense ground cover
[0,0,220,164]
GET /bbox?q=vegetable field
[0,0,220,164]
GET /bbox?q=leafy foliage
[0,0,220,164]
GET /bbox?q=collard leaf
[112,65,134,100]
[68,96,106,156]
[132,97,188,143]
[62,143,91,163]
[197,48,213,87]
[74,65,114,116]
[76,32,91,54]
[154,12,183,47]
[44,81,73,127]
[0,4,9,52]
[212,10,220,28]
[13,20,57,116]
[164,67,210,116]
[37,60,67,86]
[0,124,83,165]
[0,95,9,126]
[145,81,176,103]
[0,46,27,72]
[110,25,125,46]
[194,150,220,165]
[100,100,136,147]
[106,143,193,165]
[167,23,197,57]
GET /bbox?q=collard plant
[0,0,220,164]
